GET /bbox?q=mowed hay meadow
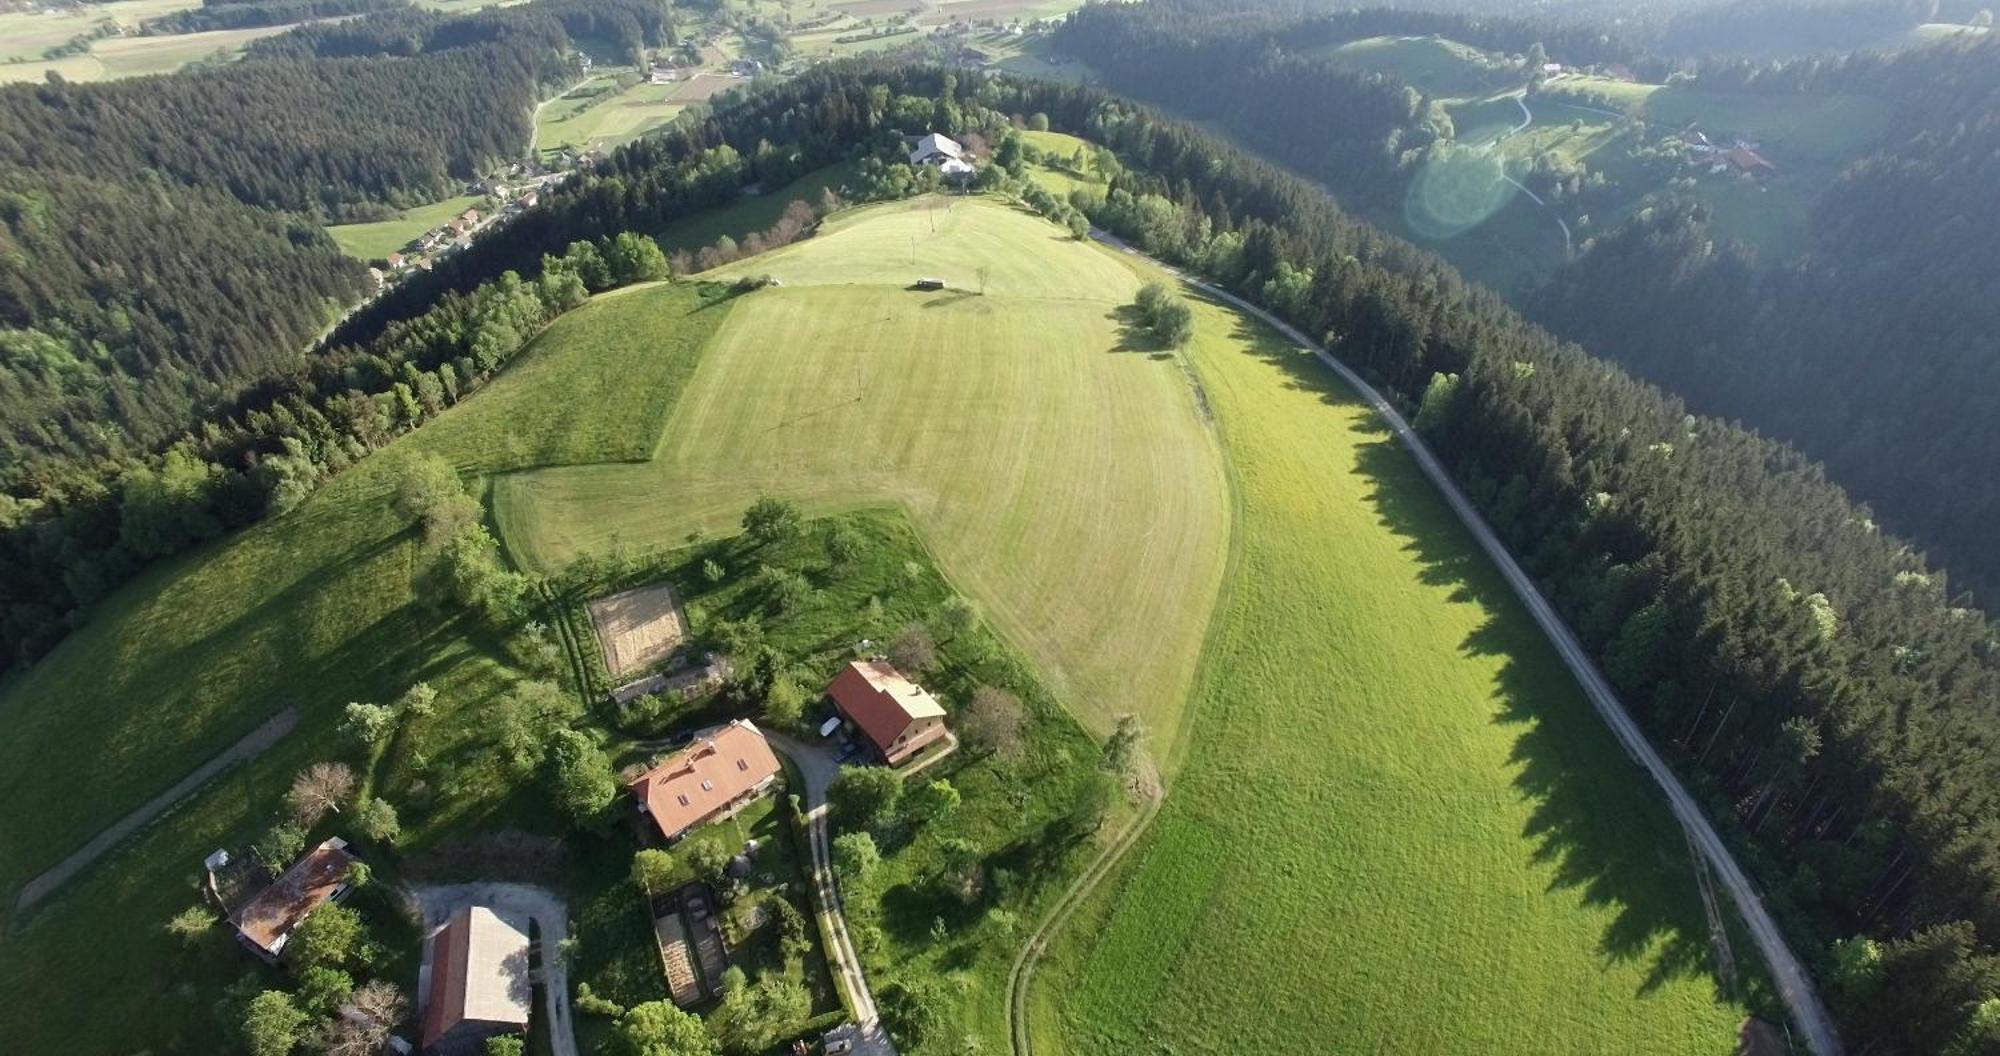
[493,198,1233,749]
[1026,287,1749,1051]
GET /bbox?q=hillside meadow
[0,282,732,1052]
[494,198,1234,752]
[1025,259,1751,1052]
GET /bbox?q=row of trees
[0,231,668,665]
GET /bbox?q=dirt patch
[588,581,688,677]
[1735,1017,1787,1056]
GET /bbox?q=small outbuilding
[825,660,949,767]
[230,837,358,964]
[914,277,946,291]
[420,905,532,1055]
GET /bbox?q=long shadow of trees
[1223,311,1731,1001]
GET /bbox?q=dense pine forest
[0,0,672,649]
[1053,0,2000,610]
[0,26,1996,1050]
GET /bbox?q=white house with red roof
[825,660,949,767]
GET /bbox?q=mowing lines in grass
[494,199,1233,749]
[1028,278,1747,1054]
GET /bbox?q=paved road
[15,706,300,912]
[413,883,580,1056]
[1090,230,1844,1056]
[766,731,897,1056]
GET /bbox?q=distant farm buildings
[420,905,532,1055]
[229,837,358,963]
[825,660,949,766]
[626,720,783,842]
[909,132,975,177]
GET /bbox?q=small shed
[914,277,945,291]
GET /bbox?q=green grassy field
[535,72,691,158]
[1317,34,1520,99]
[0,282,733,1054]
[0,18,292,84]
[326,194,484,260]
[654,162,861,254]
[1025,269,1749,1052]
[494,198,1233,749]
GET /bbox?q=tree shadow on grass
[1218,309,1731,1001]
[1106,304,1176,359]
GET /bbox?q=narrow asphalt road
[1090,230,1844,1056]
[765,731,898,1056]
[15,706,300,912]
[412,883,580,1056]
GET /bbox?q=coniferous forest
[1054,0,2000,612]
[0,17,1995,1051]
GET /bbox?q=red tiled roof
[626,720,781,841]
[826,661,945,757]
[230,838,355,957]
[422,906,532,1048]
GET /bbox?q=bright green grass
[534,73,688,157]
[1316,34,1521,100]
[493,198,1233,750]
[1642,86,1895,164]
[1027,275,1748,1053]
[0,19,291,83]
[653,162,861,254]
[1019,128,1100,196]
[0,283,731,1054]
[326,194,484,260]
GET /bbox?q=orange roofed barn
[230,837,357,963]
[826,660,949,767]
[421,905,532,1055]
[627,719,782,842]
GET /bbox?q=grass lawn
[1316,34,1522,100]
[0,283,733,1054]
[0,18,292,83]
[1640,86,1895,164]
[1025,258,1751,1053]
[494,198,1232,750]
[653,162,862,254]
[535,73,689,159]
[326,194,484,261]
[1019,128,1100,197]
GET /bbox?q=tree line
[140,0,411,36]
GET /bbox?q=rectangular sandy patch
[587,581,687,677]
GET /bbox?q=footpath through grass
[495,198,1233,750]
[1027,269,1750,1053]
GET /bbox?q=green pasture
[654,162,862,254]
[494,197,1233,749]
[326,194,484,260]
[0,282,732,1053]
[1026,264,1752,1052]
[535,73,690,158]
[0,18,290,84]
[1317,34,1522,100]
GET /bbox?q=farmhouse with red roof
[420,905,532,1055]
[825,660,949,767]
[626,719,783,842]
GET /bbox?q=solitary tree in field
[287,762,355,826]
[1101,713,1145,776]
[399,681,438,719]
[341,701,397,748]
[741,496,803,546]
[962,686,1028,761]
[392,454,480,546]
[614,999,720,1056]
[934,594,977,641]
[888,623,937,674]
[239,990,308,1056]
[165,903,215,946]
[903,778,961,828]
[828,765,902,830]
[354,797,401,844]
